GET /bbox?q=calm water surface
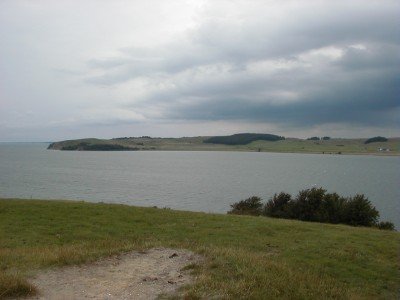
[0,143,399,228]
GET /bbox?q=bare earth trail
[26,248,202,300]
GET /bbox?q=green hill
[47,135,400,155]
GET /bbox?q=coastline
[46,136,400,156]
[47,147,400,156]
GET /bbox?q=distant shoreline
[51,148,400,156]
[46,134,400,156]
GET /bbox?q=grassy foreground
[0,199,399,299]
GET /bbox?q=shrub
[318,193,347,224]
[0,272,37,298]
[291,188,326,222]
[263,192,292,218]
[376,221,395,231]
[343,194,379,227]
[228,196,263,216]
[230,188,394,229]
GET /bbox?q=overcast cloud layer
[0,0,399,141]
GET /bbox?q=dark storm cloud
[126,42,399,127]
[155,67,399,126]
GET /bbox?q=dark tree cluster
[307,136,331,141]
[112,136,152,140]
[61,142,135,151]
[228,188,394,230]
[204,133,285,145]
[364,136,388,144]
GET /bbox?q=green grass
[248,138,400,154]
[48,136,400,155]
[1,199,399,299]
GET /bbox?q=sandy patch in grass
[27,248,201,299]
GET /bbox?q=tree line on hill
[228,187,394,230]
[205,134,390,146]
[307,136,331,140]
[306,136,389,144]
[204,133,285,145]
[364,136,388,144]
[60,142,135,151]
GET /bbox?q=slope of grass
[248,138,400,154]
[0,199,399,299]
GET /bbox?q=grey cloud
[85,1,400,85]
[336,44,400,71]
[85,43,217,85]
[128,50,399,128]
[87,57,133,69]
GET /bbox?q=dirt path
[27,248,201,299]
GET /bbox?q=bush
[376,221,395,231]
[342,194,379,227]
[318,193,347,224]
[229,188,394,229]
[264,192,292,218]
[228,196,263,216]
[290,188,326,222]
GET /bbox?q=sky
[0,0,399,142]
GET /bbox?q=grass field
[1,199,399,299]
[48,136,400,155]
